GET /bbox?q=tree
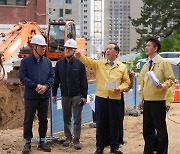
[129,0,180,50]
[160,30,180,52]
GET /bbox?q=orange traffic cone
[173,80,180,103]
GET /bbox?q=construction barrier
[173,80,180,103]
[49,79,140,137]
[49,84,96,136]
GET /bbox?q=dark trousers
[105,93,125,146]
[95,96,121,150]
[62,96,83,140]
[23,98,49,141]
[143,100,168,154]
[118,93,125,145]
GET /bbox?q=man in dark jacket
[19,34,54,154]
[52,39,88,150]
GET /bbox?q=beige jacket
[139,54,175,101]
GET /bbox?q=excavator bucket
[6,61,21,85]
[7,70,20,85]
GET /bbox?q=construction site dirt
[0,69,180,153]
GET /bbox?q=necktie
[109,61,114,66]
[149,60,153,71]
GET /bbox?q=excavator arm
[0,21,43,62]
[0,21,43,82]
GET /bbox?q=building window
[49,8,52,15]
[59,9,63,17]
[65,0,72,3]
[0,0,5,4]
[16,0,26,5]
[84,15,87,18]
[84,10,87,13]
[84,21,87,24]
[84,32,87,35]
[84,26,87,29]
[65,9,72,14]
[81,0,83,3]
[0,0,26,6]
[84,4,87,7]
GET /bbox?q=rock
[2,145,9,150]
[7,148,11,153]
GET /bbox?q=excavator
[0,20,86,84]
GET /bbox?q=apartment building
[104,0,131,55]
[130,0,143,52]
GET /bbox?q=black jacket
[52,57,88,98]
[19,55,54,99]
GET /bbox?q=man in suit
[75,42,130,154]
[138,37,175,154]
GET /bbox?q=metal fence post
[134,76,137,109]
[50,88,53,137]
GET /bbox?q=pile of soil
[0,81,24,129]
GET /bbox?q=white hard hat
[30,34,47,46]
[64,39,77,49]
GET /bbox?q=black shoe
[38,142,51,152]
[110,149,123,154]
[73,140,82,150]
[63,138,72,147]
[94,149,103,154]
[22,143,31,154]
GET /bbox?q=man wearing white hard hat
[19,34,54,154]
[52,39,88,150]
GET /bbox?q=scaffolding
[93,0,103,56]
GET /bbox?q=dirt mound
[0,81,24,129]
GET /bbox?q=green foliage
[129,0,180,50]
[160,30,180,52]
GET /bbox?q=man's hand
[124,88,130,92]
[114,88,120,93]
[81,98,87,105]
[52,96,57,104]
[74,50,81,58]
[138,101,144,110]
[157,83,163,88]
[35,84,47,94]
[166,105,170,112]
[35,84,41,92]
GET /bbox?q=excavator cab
[46,21,76,60]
